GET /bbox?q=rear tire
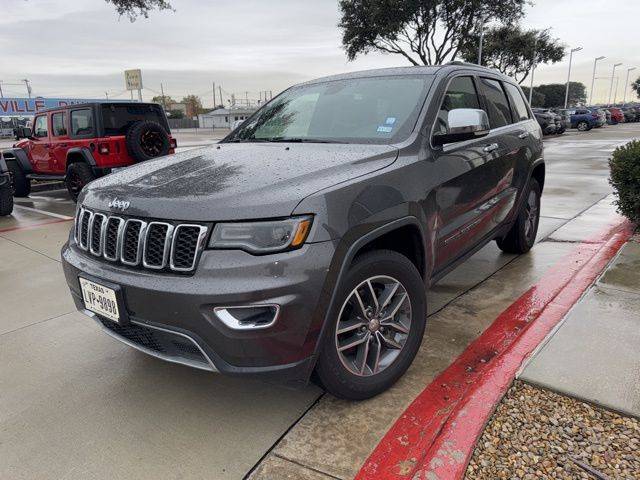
[0,184,13,216]
[315,250,427,400]
[66,162,96,202]
[496,179,541,254]
[7,160,30,197]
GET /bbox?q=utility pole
[22,79,32,98]
[477,18,486,66]
[105,91,109,100]
[160,82,167,109]
[609,63,622,105]
[564,46,582,108]
[589,56,606,105]
[623,67,636,104]
[212,82,216,108]
[528,35,539,105]
[0,81,3,98]
[270,90,273,100]
[245,91,249,107]
[219,86,223,107]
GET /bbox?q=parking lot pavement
[0,124,638,480]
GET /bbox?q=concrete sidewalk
[520,234,640,418]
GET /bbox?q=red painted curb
[355,219,633,480]
[0,217,73,234]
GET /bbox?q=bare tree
[105,0,173,20]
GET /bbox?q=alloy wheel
[523,189,539,242]
[335,275,412,377]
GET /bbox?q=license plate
[79,277,120,323]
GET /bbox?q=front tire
[6,160,30,197]
[577,121,590,131]
[496,179,541,254]
[66,162,96,202]
[315,250,427,400]
[0,184,13,216]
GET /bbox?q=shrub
[609,140,640,223]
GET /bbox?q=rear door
[431,74,515,271]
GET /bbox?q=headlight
[209,216,313,254]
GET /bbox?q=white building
[198,107,256,129]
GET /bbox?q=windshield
[225,75,433,144]
[101,104,168,136]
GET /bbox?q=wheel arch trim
[1,148,32,173]
[308,216,428,376]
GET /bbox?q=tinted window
[480,78,512,128]
[227,75,433,144]
[71,109,94,136]
[52,112,67,136]
[101,104,166,136]
[434,76,481,135]
[34,116,48,137]
[503,83,530,122]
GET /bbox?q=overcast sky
[1,0,638,105]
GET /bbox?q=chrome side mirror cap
[433,108,490,146]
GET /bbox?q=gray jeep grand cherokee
[62,64,544,399]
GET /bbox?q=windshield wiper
[266,137,346,144]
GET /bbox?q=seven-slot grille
[75,207,208,273]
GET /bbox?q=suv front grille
[75,208,208,273]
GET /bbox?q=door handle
[483,143,499,153]
[518,132,529,139]
[58,143,68,147]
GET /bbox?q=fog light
[214,305,279,330]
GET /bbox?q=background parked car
[620,106,639,122]
[564,108,598,131]
[586,107,607,127]
[607,107,625,124]
[533,110,557,135]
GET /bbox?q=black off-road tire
[496,179,541,254]
[66,162,96,202]
[7,160,30,197]
[315,250,427,400]
[0,184,13,216]
[125,121,170,162]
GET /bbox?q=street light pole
[613,76,619,104]
[623,67,636,104]
[564,46,582,108]
[589,56,605,105]
[528,35,539,105]
[478,21,485,65]
[609,63,622,105]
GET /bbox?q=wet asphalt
[0,124,638,480]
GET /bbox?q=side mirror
[432,108,490,146]
[15,127,32,139]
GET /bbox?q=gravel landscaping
[465,381,640,479]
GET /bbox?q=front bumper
[62,238,336,383]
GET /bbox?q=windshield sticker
[385,117,396,125]
[377,125,393,133]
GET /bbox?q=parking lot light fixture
[564,47,583,108]
[623,67,636,103]
[590,56,606,105]
[609,63,623,105]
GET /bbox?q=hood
[81,142,398,221]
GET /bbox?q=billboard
[124,69,143,91]
[0,97,112,116]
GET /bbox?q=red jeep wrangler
[2,102,176,201]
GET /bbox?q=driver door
[30,115,52,172]
[430,75,510,272]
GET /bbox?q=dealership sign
[0,97,108,116]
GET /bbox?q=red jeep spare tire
[125,121,171,162]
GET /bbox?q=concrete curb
[355,220,633,480]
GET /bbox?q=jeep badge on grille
[108,198,130,211]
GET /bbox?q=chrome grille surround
[74,207,208,273]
